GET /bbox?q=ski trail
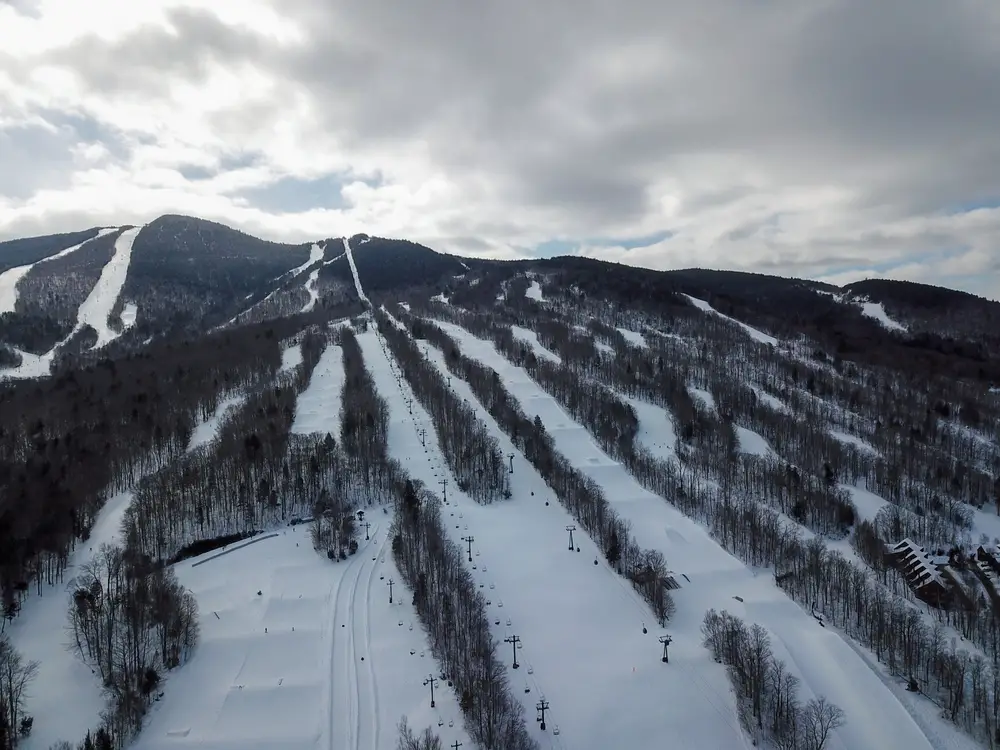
[327,525,379,750]
[0,227,118,314]
[355,529,382,750]
[289,242,324,278]
[300,268,321,313]
[74,225,142,349]
[342,237,369,304]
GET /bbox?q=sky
[1,0,999,299]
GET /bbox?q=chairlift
[553,725,561,736]
[448,720,454,728]
[524,684,531,694]
[497,600,503,608]
[437,718,444,727]
[506,618,512,626]
[490,583,495,590]
[527,665,534,675]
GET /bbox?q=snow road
[433,318,940,750]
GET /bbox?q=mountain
[1,213,999,750]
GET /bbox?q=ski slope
[859,300,907,332]
[71,226,142,349]
[133,524,471,750]
[343,238,369,304]
[682,294,779,346]
[0,227,120,314]
[291,342,345,438]
[429,318,942,750]
[187,394,246,452]
[359,325,746,749]
[7,489,137,750]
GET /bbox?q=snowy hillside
[2,220,1000,750]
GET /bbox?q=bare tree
[800,696,846,750]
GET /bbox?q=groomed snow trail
[682,293,779,346]
[361,323,745,749]
[289,242,324,278]
[342,237,369,304]
[0,227,119,314]
[291,343,345,437]
[73,225,142,349]
[434,319,941,750]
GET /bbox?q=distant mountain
[2,213,999,383]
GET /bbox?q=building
[887,538,951,606]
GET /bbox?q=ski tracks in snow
[327,524,381,750]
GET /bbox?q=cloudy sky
[1,0,999,298]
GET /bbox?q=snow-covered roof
[891,538,946,589]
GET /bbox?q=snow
[291,343,345,438]
[121,301,138,329]
[859,300,907,333]
[735,425,775,458]
[431,293,450,305]
[829,429,880,456]
[688,386,716,411]
[0,346,54,380]
[752,386,790,414]
[187,394,246,452]
[342,238,369,304]
[839,484,889,523]
[288,242,324,279]
[622,394,678,461]
[72,226,142,349]
[616,327,648,348]
[525,279,544,301]
[511,325,561,364]
[8,490,136,750]
[594,341,614,355]
[301,269,321,313]
[133,524,472,750]
[431,319,944,750]
[279,342,303,373]
[0,228,118,314]
[682,294,779,346]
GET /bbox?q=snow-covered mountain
[1,216,999,750]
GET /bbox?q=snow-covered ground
[859,300,907,333]
[301,269,321,313]
[430,319,947,750]
[289,242,324,278]
[361,327,745,749]
[343,238,369,304]
[133,524,471,750]
[0,227,118,314]
[8,490,137,750]
[74,226,143,349]
[616,326,647,348]
[839,484,889,523]
[622,393,678,461]
[511,325,561,364]
[121,301,139,329]
[187,394,246,452]
[525,279,544,301]
[431,293,450,305]
[735,425,776,458]
[829,429,880,456]
[682,294,779,347]
[291,343,345,438]
[279,341,303,373]
[688,386,716,411]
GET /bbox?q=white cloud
[0,0,998,299]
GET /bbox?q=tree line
[702,609,845,749]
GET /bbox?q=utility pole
[440,478,448,503]
[362,521,371,540]
[507,453,515,472]
[659,634,673,663]
[566,525,576,551]
[536,697,549,731]
[424,674,438,708]
[461,535,475,562]
[451,742,462,750]
[419,427,427,447]
[387,578,394,604]
[447,375,452,388]
[504,634,521,669]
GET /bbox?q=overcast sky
[1,0,999,298]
